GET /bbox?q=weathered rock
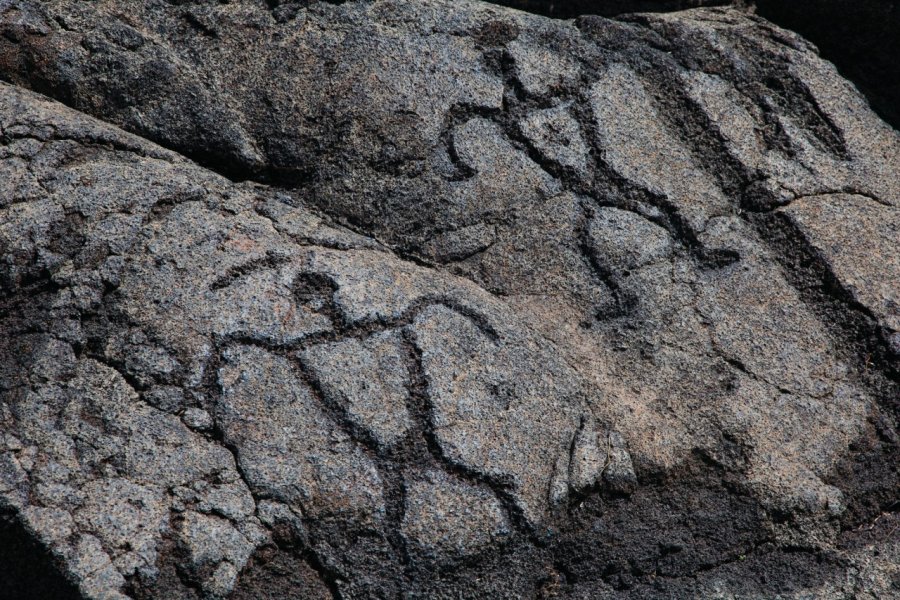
[217,343,385,526]
[780,194,900,340]
[401,470,510,564]
[301,332,413,449]
[752,0,900,131]
[411,303,593,523]
[521,104,592,178]
[490,1,900,130]
[0,0,898,598]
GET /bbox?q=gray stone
[588,62,731,234]
[301,331,413,449]
[588,207,674,272]
[506,38,581,97]
[177,511,255,598]
[780,194,899,334]
[402,470,510,563]
[217,344,385,525]
[420,222,498,263]
[73,478,167,579]
[0,1,898,598]
[520,104,591,177]
[181,408,214,433]
[602,432,638,495]
[569,420,609,494]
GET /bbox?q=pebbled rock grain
[0,0,898,598]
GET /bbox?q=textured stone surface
[0,0,898,598]
[491,1,900,130]
[780,194,899,335]
[402,470,510,564]
[301,332,413,449]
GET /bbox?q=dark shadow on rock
[0,509,81,600]
[402,456,847,597]
[549,456,841,596]
[825,415,900,531]
[229,548,334,600]
[485,0,730,18]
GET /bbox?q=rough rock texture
[493,0,900,131]
[0,0,898,598]
[752,0,900,132]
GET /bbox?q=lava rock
[0,1,898,598]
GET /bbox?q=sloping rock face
[492,0,900,132]
[752,0,900,132]
[0,1,898,598]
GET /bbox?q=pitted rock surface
[0,1,898,598]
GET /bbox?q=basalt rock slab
[487,0,900,131]
[0,1,898,598]
[752,0,900,132]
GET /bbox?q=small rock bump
[602,432,637,495]
[182,407,214,432]
[569,419,608,494]
[588,207,674,272]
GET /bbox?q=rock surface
[0,0,898,598]
[752,0,900,132]
[490,1,900,130]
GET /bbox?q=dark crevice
[574,200,633,320]
[485,0,733,19]
[400,328,536,541]
[566,67,711,258]
[208,252,291,291]
[200,340,348,598]
[757,189,894,213]
[465,40,699,321]
[0,127,166,163]
[200,338,356,599]
[297,545,343,600]
[221,291,500,353]
[0,508,82,600]
[756,211,899,389]
[438,102,505,182]
[181,10,218,39]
